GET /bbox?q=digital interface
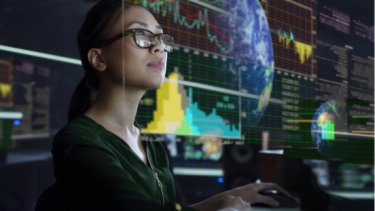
[0,0,373,168]
[0,1,373,209]
[130,0,374,165]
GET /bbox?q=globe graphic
[311,100,345,157]
[228,0,274,126]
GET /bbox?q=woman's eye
[135,30,146,35]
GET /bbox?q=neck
[85,84,145,134]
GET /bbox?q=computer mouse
[252,189,299,208]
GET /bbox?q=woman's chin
[147,80,165,90]
[141,77,165,90]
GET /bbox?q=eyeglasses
[99,28,174,52]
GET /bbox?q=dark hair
[68,0,133,121]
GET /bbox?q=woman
[51,0,291,210]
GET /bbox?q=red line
[207,19,230,41]
[179,3,200,18]
[178,3,230,41]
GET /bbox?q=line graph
[136,0,230,54]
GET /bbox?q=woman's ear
[87,48,107,71]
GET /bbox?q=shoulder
[53,115,105,150]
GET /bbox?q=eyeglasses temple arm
[97,32,128,47]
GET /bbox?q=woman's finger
[252,195,280,207]
[258,183,293,198]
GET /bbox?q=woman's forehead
[121,6,161,30]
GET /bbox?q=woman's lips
[147,59,165,70]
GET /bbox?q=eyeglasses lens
[134,30,174,52]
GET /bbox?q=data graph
[277,29,313,64]
[0,84,11,98]
[142,71,240,139]
[0,58,13,106]
[263,0,317,75]
[135,0,230,54]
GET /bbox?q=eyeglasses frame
[97,28,174,52]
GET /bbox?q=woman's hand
[229,182,292,207]
[216,195,252,211]
[190,182,291,210]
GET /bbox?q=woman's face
[100,6,168,90]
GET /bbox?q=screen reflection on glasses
[98,28,174,52]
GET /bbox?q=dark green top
[52,115,195,211]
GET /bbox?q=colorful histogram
[277,29,294,47]
[294,41,313,64]
[277,29,313,64]
[142,72,240,139]
[0,83,11,98]
[0,58,13,106]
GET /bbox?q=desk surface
[253,208,299,211]
[327,190,374,199]
[0,150,51,166]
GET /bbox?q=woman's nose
[150,38,165,54]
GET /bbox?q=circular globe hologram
[225,0,275,126]
[311,100,346,158]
